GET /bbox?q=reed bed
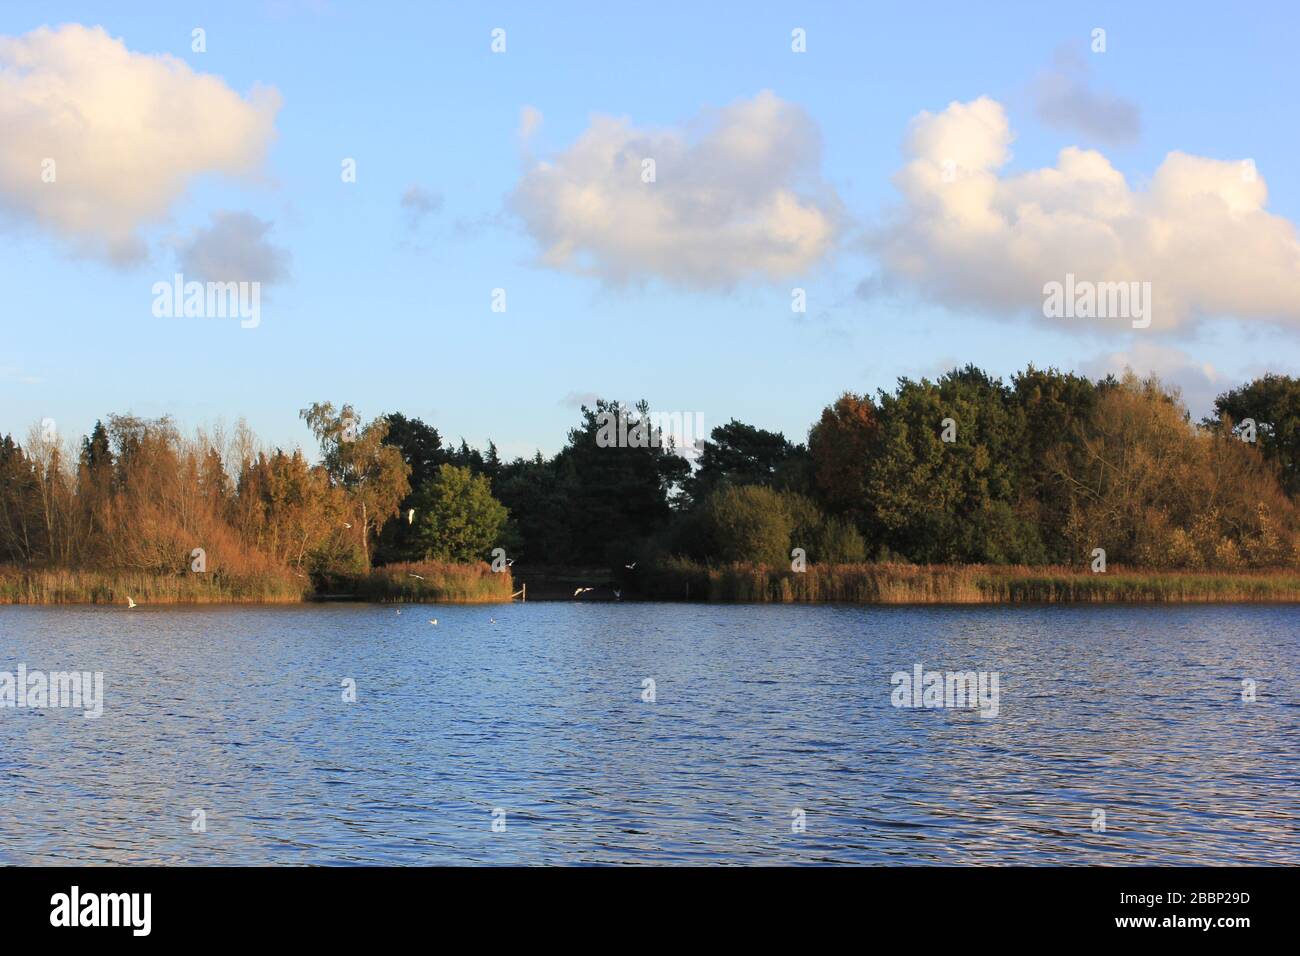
[0,561,512,605]
[354,561,515,603]
[638,558,1300,604]
[0,566,309,605]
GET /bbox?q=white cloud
[509,91,838,289]
[173,211,289,284]
[874,97,1300,330]
[0,24,281,264]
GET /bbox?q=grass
[0,560,515,605]
[352,561,516,603]
[6,559,1298,605]
[0,566,310,605]
[638,558,1300,604]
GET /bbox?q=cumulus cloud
[1081,341,1225,417]
[1033,50,1140,145]
[0,24,281,264]
[873,97,1300,330]
[509,91,839,288]
[173,211,289,284]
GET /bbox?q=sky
[1,0,1299,461]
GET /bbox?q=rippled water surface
[1,603,1297,864]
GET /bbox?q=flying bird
[505,558,515,567]
[429,618,438,626]
[407,508,415,524]
[613,589,622,600]
[127,596,137,609]
[574,587,595,597]
[409,573,425,580]
[343,522,352,529]
[624,562,637,570]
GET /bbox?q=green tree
[684,419,807,504]
[554,400,689,566]
[862,367,1037,563]
[1206,374,1300,497]
[1011,367,1100,561]
[408,463,508,561]
[494,452,576,564]
[698,485,793,565]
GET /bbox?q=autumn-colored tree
[300,402,411,568]
[1051,373,1300,568]
[808,393,877,528]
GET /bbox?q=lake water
[1,603,1297,865]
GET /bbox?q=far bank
[5,561,1300,605]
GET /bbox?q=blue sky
[2,1,1298,460]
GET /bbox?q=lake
[1,603,1296,865]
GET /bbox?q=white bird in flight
[407,508,415,524]
[574,587,594,597]
[409,573,425,580]
[625,562,637,570]
[343,522,352,529]
[429,618,438,626]
[613,589,622,599]
[127,596,137,609]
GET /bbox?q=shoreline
[5,563,1300,605]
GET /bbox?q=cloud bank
[0,24,281,264]
[874,97,1300,330]
[510,91,838,289]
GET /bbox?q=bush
[699,485,793,565]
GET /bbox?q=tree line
[2,367,1299,581]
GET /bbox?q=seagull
[613,589,622,600]
[127,596,137,609]
[429,618,438,626]
[625,562,637,570]
[574,587,594,597]
[407,508,415,524]
[396,609,401,615]
[505,558,515,567]
[489,618,496,624]
[409,573,425,580]
[343,522,352,529]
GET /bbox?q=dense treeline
[3,367,1300,589]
